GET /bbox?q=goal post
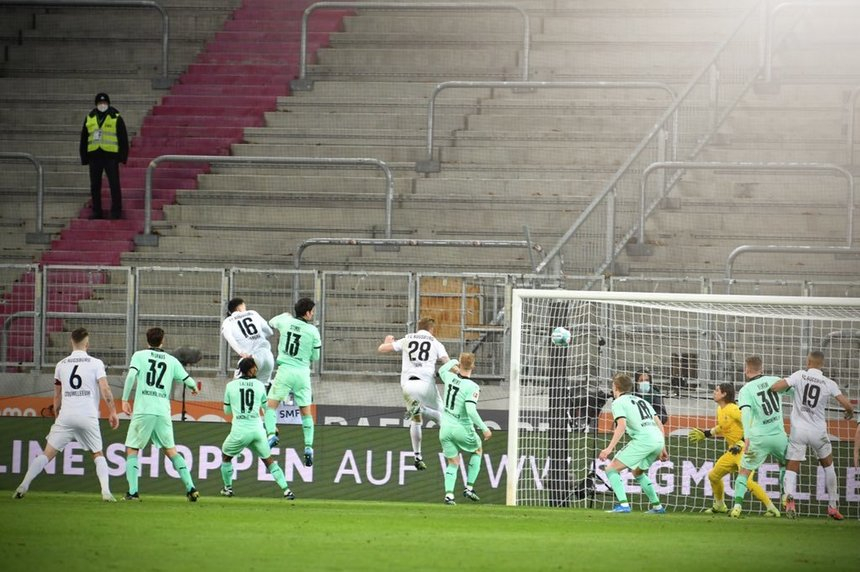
[506,289,860,517]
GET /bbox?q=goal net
[506,290,860,518]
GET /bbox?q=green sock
[444,464,458,495]
[126,454,139,495]
[635,473,660,506]
[264,407,277,437]
[170,454,195,492]
[220,462,233,488]
[269,462,289,490]
[734,473,749,506]
[301,414,314,448]
[606,469,629,504]
[466,454,482,488]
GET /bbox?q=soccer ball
[550,326,572,347]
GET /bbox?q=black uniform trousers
[88,154,122,218]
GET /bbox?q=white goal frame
[506,289,860,511]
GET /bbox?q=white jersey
[53,350,106,419]
[786,367,842,432]
[221,310,274,356]
[391,329,448,384]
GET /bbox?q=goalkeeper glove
[728,441,743,455]
[688,428,710,443]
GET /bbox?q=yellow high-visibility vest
[85,113,120,153]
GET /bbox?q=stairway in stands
[1,0,349,367]
[43,0,347,266]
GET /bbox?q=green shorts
[615,438,664,471]
[740,432,788,471]
[269,365,312,406]
[439,423,481,458]
[125,414,175,450]
[221,426,271,459]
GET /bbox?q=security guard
[79,93,129,219]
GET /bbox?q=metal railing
[636,161,856,250]
[0,152,48,243]
[848,86,859,166]
[415,80,678,173]
[762,0,860,84]
[4,264,860,374]
[725,245,860,286]
[1,0,171,87]
[536,1,766,276]
[293,237,543,305]
[290,1,531,91]
[139,155,395,245]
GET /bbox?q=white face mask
[97,104,108,113]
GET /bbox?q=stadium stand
[1,0,859,374]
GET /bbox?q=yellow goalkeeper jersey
[716,402,744,445]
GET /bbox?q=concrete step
[697,147,848,164]
[261,112,464,131]
[315,47,519,69]
[342,13,527,35]
[2,42,203,67]
[230,142,424,163]
[462,113,660,133]
[196,174,412,194]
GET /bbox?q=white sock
[420,406,441,423]
[410,421,422,456]
[823,464,838,508]
[94,455,111,495]
[19,454,50,490]
[783,470,797,497]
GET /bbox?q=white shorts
[786,425,832,461]
[46,415,103,453]
[401,376,442,413]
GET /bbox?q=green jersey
[610,393,664,444]
[269,312,321,368]
[738,374,785,438]
[438,360,488,432]
[224,377,267,430]
[122,348,195,417]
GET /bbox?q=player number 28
[408,340,431,362]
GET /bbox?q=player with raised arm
[599,373,669,514]
[438,353,491,505]
[14,328,119,501]
[769,351,854,520]
[729,356,788,518]
[689,382,780,516]
[378,317,449,470]
[221,297,275,386]
[122,327,200,501]
[220,357,295,500]
[265,298,321,466]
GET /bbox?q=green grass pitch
[1,493,858,571]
